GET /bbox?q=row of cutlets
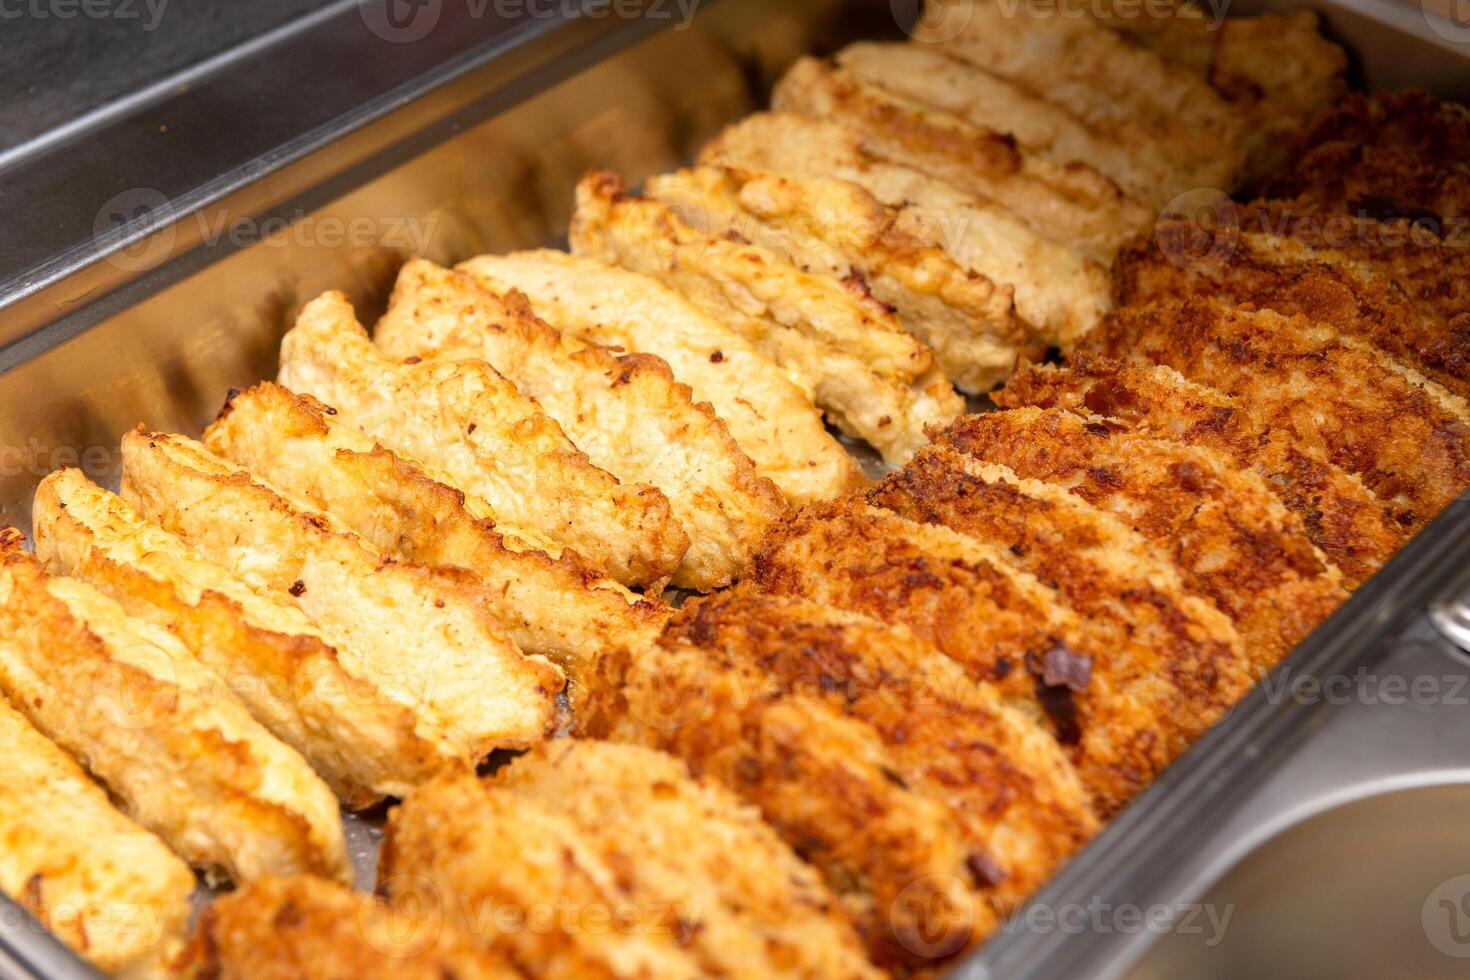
[0,8,1432,980]
[176,740,882,980]
[552,0,1349,460]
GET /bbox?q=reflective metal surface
[0,1,1467,978]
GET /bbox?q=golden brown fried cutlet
[996,357,1404,589]
[1086,299,1470,532]
[583,591,1098,970]
[376,260,785,592]
[486,740,881,979]
[203,383,667,702]
[0,530,349,886]
[1115,219,1470,400]
[866,446,1253,813]
[1257,90,1470,226]
[935,408,1348,676]
[176,875,525,980]
[644,165,1032,395]
[0,695,195,976]
[772,56,1150,258]
[382,773,707,980]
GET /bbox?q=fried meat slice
[1256,90,1470,226]
[177,875,524,980]
[0,530,348,885]
[1114,218,1470,400]
[701,112,1110,349]
[120,428,563,762]
[867,446,1253,812]
[1087,300,1470,531]
[483,740,880,979]
[382,773,705,980]
[915,0,1244,190]
[644,165,1032,394]
[278,291,687,587]
[831,41,1193,208]
[458,250,861,504]
[570,171,962,465]
[996,357,1403,589]
[583,592,1098,968]
[771,56,1151,257]
[375,260,784,591]
[936,408,1348,674]
[204,383,665,699]
[33,468,454,807]
[1209,12,1348,180]
[0,695,195,976]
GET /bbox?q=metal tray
[0,1,1467,977]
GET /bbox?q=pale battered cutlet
[934,408,1348,677]
[1256,90,1470,226]
[375,260,784,591]
[34,468,458,808]
[0,529,349,886]
[644,165,1034,395]
[866,446,1253,813]
[579,591,1098,972]
[0,695,195,977]
[1086,299,1470,533]
[176,875,525,980]
[381,744,879,980]
[203,383,667,702]
[996,357,1404,589]
[700,112,1112,352]
[458,250,863,505]
[1114,218,1470,400]
[771,55,1151,258]
[829,41,1198,209]
[914,0,1245,190]
[570,171,963,465]
[120,428,564,761]
[278,290,689,588]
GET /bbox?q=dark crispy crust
[581,592,1100,970]
[866,445,1253,813]
[934,408,1347,675]
[996,357,1403,588]
[1084,299,1470,531]
[1114,219,1470,399]
[176,875,521,979]
[751,498,1086,702]
[1257,90,1470,225]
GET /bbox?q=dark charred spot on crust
[1170,460,1208,494]
[220,387,243,416]
[324,404,337,415]
[880,765,908,789]
[288,580,306,597]
[403,355,422,365]
[613,367,636,387]
[1033,642,1092,693]
[724,229,751,245]
[992,656,1013,680]
[1083,421,1112,437]
[966,850,1009,890]
[709,350,725,363]
[273,899,305,930]
[466,422,477,435]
